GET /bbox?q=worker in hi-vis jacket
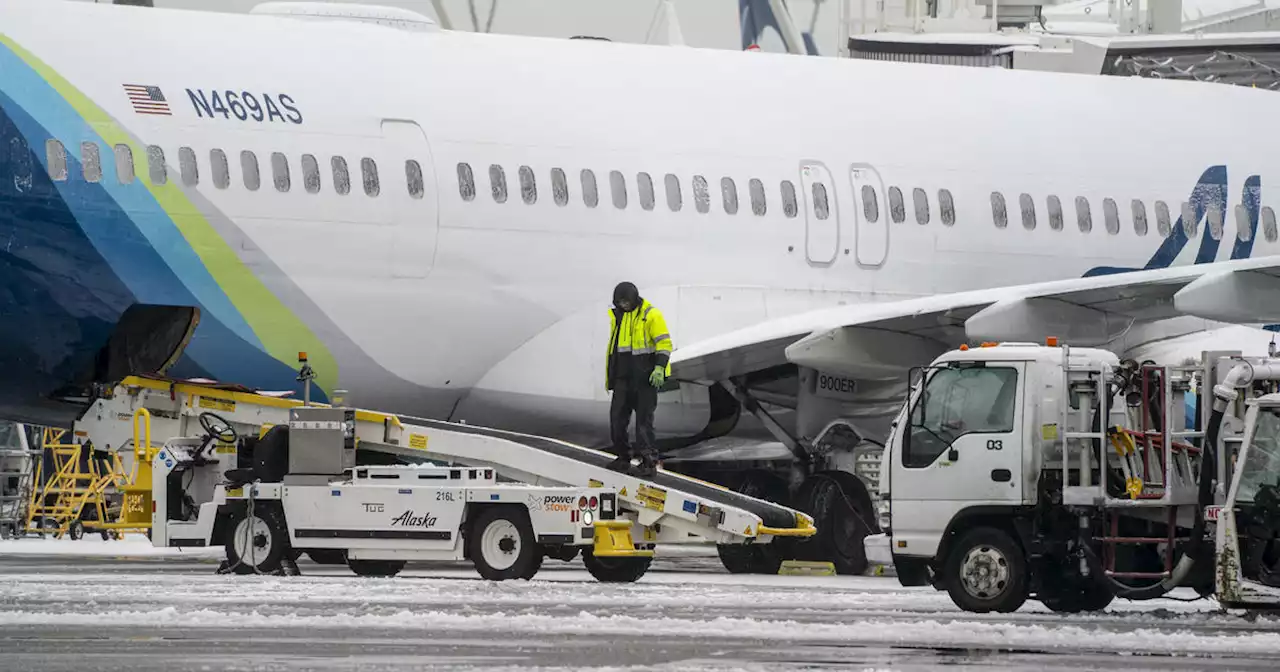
[605,281,673,477]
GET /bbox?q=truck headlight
[876,497,891,532]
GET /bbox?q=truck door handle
[991,469,1011,482]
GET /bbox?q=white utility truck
[865,342,1280,612]
[72,374,814,581]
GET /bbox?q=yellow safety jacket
[606,299,673,390]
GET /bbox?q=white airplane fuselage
[1,1,1277,442]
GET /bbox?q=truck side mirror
[948,447,959,462]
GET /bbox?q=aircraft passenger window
[1046,195,1063,231]
[1155,200,1171,237]
[693,175,710,214]
[551,167,569,206]
[302,154,321,194]
[610,170,627,209]
[148,145,167,186]
[518,165,536,204]
[990,192,1007,229]
[9,137,31,193]
[913,188,929,225]
[114,144,135,185]
[861,185,878,223]
[81,143,102,183]
[272,152,291,192]
[812,182,830,221]
[361,158,380,197]
[1103,198,1120,235]
[638,172,655,211]
[240,150,259,191]
[1131,199,1148,236]
[1264,206,1278,243]
[1075,196,1092,233]
[1182,202,1198,238]
[581,169,598,208]
[1208,205,1224,241]
[781,180,797,218]
[178,147,198,186]
[888,187,905,223]
[1019,193,1035,230]
[457,162,475,201]
[1235,204,1252,242]
[665,174,682,212]
[489,164,507,203]
[407,160,425,200]
[332,157,351,196]
[939,189,955,226]
[45,140,67,181]
[722,177,739,215]
[749,178,766,216]
[211,149,229,189]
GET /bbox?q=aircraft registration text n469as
[185,88,303,124]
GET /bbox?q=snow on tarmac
[2,538,1280,666]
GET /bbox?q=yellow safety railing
[757,512,818,538]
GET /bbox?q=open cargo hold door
[88,304,200,384]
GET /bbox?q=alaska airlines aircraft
[1,0,1278,448]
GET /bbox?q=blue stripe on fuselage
[0,45,262,350]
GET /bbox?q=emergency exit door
[800,162,839,265]
[381,119,439,279]
[849,164,888,267]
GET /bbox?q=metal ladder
[0,422,38,538]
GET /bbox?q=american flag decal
[123,84,171,116]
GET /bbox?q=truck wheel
[799,471,874,575]
[469,507,538,581]
[582,547,651,583]
[224,504,291,575]
[69,521,85,541]
[348,559,406,577]
[305,549,348,565]
[1041,580,1114,613]
[944,527,1028,613]
[717,471,788,574]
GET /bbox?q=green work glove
[649,366,666,388]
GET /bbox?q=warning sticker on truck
[199,397,235,413]
[637,484,667,512]
[409,434,428,450]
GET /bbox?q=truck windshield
[1236,409,1280,504]
[904,366,1018,468]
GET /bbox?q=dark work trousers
[610,375,658,460]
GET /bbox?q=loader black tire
[944,527,1028,614]
[717,471,788,574]
[469,506,539,581]
[582,547,651,583]
[224,503,291,575]
[348,559,406,578]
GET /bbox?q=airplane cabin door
[800,162,839,265]
[849,164,888,267]
[380,119,439,279]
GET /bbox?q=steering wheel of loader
[199,411,238,445]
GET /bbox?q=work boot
[605,454,632,473]
[629,455,659,479]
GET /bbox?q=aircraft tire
[798,471,874,575]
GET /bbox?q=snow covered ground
[1,539,1279,670]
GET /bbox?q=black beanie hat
[613,281,640,305]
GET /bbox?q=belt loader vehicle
[71,373,815,581]
[864,341,1280,612]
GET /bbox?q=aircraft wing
[671,257,1280,383]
